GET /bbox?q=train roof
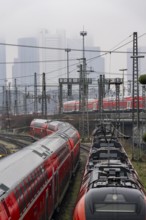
[0,131,70,197]
[63,99,98,104]
[87,162,141,190]
[89,147,127,163]
[48,120,67,128]
[92,140,122,149]
[63,100,76,104]
[30,118,51,126]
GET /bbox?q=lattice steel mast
[14,79,18,115]
[34,72,38,113]
[98,75,105,123]
[42,72,47,117]
[79,30,89,140]
[131,32,144,160]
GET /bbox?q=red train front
[29,118,51,137]
[30,118,67,138]
[73,187,146,220]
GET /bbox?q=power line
[86,33,146,65]
[0,58,77,65]
[1,32,146,82]
[110,34,133,51]
[0,33,146,54]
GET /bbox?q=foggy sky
[0,0,146,75]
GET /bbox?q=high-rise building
[0,40,7,111]
[39,30,105,84]
[12,37,40,88]
[0,40,6,85]
[85,46,105,79]
[39,29,66,85]
[11,37,40,114]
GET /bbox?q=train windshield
[94,203,136,213]
[85,189,146,220]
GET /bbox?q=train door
[76,103,79,112]
[127,101,131,110]
[93,102,97,111]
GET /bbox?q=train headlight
[104,193,126,202]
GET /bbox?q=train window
[40,175,44,188]
[94,203,136,213]
[37,176,41,191]
[25,179,31,204]
[34,170,40,193]
[32,173,36,195]
[43,169,48,183]
[14,188,20,201]
[15,185,25,214]
[27,176,33,200]
[31,173,37,197]
[127,101,131,109]
[21,182,28,207]
[20,184,27,211]
[29,175,35,199]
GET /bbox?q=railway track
[0,133,37,157]
[80,143,91,153]
[52,143,90,220]
[0,133,37,142]
[0,144,10,158]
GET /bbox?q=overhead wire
[2,33,146,113]
[86,32,146,66]
[0,33,146,54]
[0,32,146,82]
[0,58,77,65]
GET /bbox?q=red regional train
[73,123,146,220]
[30,118,67,138]
[63,96,145,113]
[0,121,80,220]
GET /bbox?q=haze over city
[0,0,146,80]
